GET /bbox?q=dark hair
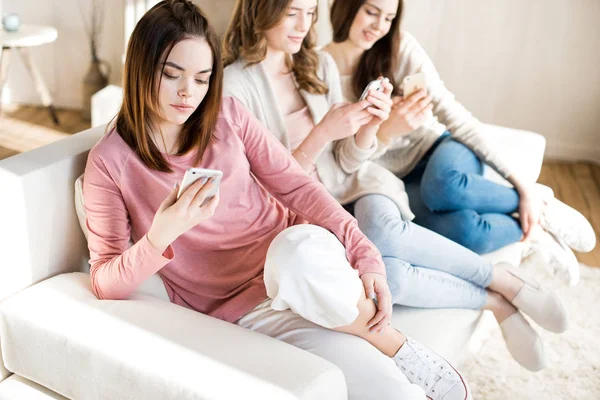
[223,0,328,95]
[116,0,223,172]
[330,0,403,98]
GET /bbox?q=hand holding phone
[147,168,222,253]
[401,72,426,98]
[177,168,223,203]
[359,77,390,101]
[377,73,432,144]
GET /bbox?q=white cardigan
[223,51,415,220]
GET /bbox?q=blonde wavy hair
[223,0,328,95]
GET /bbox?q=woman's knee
[354,195,406,238]
[449,210,495,254]
[420,168,470,212]
[264,224,364,329]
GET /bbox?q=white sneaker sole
[535,230,580,286]
[541,197,596,253]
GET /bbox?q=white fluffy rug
[462,261,600,400]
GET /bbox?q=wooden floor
[0,104,90,157]
[538,161,600,266]
[1,105,599,265]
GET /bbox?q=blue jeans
[404,136,523,254]
[354,194,493,309]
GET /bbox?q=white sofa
[0,123,545,399]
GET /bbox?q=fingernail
[173,182,179,189]
[369,293,376,300]
[201,178,208,185]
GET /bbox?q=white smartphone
[402,72,426,98]
[177,168,223,204]
[359,77,389,101]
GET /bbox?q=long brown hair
[116,0,223,172]
[222,0,328,95]
[330,0,403,98]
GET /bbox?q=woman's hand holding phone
[314,100,374,143]
[147,178,220,253]
[377,89,433,145]
[353,78,394,149]
[362,78,394,128]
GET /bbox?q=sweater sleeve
[400,32,513,178]
[83,147,174,300]
[232,99,385,277]
[325,52,380,174]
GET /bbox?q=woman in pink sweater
[83,1,446,399]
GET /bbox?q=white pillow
[74,174,89,240]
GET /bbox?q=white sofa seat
[0,273,346,400]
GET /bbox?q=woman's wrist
[304,125,329,156]
[376,124,393,146]
[354,125,378,149]
[147,228,171,254]
[508,173,532,197]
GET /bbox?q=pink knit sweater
[83,97,385,323]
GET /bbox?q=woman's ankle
[486,290,517,323]
[489,263,524,301]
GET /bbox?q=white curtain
[124,0,161,50]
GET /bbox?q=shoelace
[397,342,459,397]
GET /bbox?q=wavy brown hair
[115,0,223,172]
[330,0,403,98]
[222,0,328,95]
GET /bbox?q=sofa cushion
[480,123,546,186]
[74,174,88,241]
[0,273,346,400]
[0,375,68,400]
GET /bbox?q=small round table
[0,24,60,125]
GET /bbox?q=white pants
[236,225,426,400]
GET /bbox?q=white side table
[0,24,59,125]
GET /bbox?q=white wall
[2,0,124,109]
[402,0,600,162]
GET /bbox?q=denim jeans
[354,194,493,310]
[404,135,524,254]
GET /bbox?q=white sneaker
[393,338,470,400]
[530,227,580,286]
[536,184,596,253]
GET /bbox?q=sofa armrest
[0,127,105,304]
[481,123,546,186]
[0,273,346,400]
